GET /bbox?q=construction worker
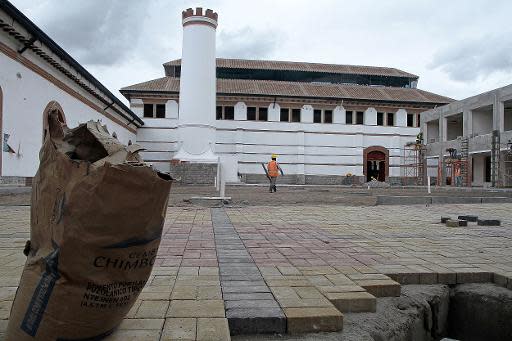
[267,154,284,193]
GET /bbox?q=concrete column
[364,107,377,125]
[301,105,313,123]
[440,116,447,142]
[333,105,346,124]
[395,109,408,127]
[463,109,472,136]
[165,100,179,119]
[267,102,280,122]
[234,102,247,120]
[494,94,504,132]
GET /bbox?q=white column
[364,107,377,125]
[301,105,313,123]
[130,98,144,118]
[165,100,179,119]
[174,8,218,162]
[333,105,346,124]
[396,108,408,127]
[234,101,247,120]
[268,102,280,122]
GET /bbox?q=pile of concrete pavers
[441,215,501,227]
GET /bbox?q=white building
[422,84,512,187]
[0,1,142,184]
[121,7,452,185]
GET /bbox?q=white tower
[173,7,218,162]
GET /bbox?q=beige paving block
[355,279,401,297]
[197,318,231,341]
[325,291,376,313]
[197,286,222,300]
[104,329,161,340]
[117,318,164,330]
[294,286,326,299]
[167,300,225,318]
[138,291,171,301]
[135,300,169,318]
[277,266,301,275]
[284,307,343,334]
[266,279,312,287]
[171,285,197,300]
[277,296,332,308]
[199,267,219,276]
[126,300,142,318]
[161,318,196,341]
[317,285,366,293]
[0,286,17,301]
[0,300,13,319]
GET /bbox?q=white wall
[0,53,136,177]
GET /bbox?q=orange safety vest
[267,160,279,177]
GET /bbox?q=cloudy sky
[10,0,512,104]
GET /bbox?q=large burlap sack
[6,112,172,340]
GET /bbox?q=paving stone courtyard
[1,200,512,340]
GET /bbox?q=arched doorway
[363,146,389,182]
[42,101,66,140]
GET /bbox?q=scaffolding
[503,139,512,187]
[439,141,471,187]
[400,143,426,185]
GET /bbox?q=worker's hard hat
[271,154,277,159]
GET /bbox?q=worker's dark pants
[269,177,277,192]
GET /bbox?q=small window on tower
[356,111,364,125]
[291,109,301,122]
[313,109,322,123]
[407,113,414,127]
[155,104,166,118]
[216,106,223,120]
[377,112,384,126]
[324,110,333,123]
[280,108,289,122]
[387,112,394,126]
[346,111,353,124]
[224,106,234,120]
[143,104,153,118]
[247,107,257,121]
[258,107,268,121]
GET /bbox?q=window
[291,109,301,122]
[258,107,268,121]
[387,112,394,126]
[314,109,322,123]
[280,108,289,122]
[324,110,333,123]
[247,107,257,120]
[143,103,166,118]
[346,111,353,124]
[314,109,333,123]
[416,114,421,127]
[377,112,384,126]
[224,106,234,120]
[216,106,234,120]
[407,113,414,127]
[156,104,165,118]
[356,111,364,125]
[143,104,153,118]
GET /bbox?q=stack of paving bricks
[169,163,218,185]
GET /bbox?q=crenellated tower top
[182,7,218,28]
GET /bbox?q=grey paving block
[458,215,478,222]
[223,293,276,301]
[477,219,501,226]
[222,286,271,294]
[226,307,286,335]
[225,299,281,309]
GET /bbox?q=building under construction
[420,84,512,188]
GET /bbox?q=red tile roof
[164,58,418,79]
[121,77,452,104]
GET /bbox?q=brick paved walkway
[1,204,512,340]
